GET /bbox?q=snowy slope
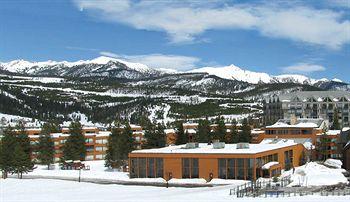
[189,65,345,86]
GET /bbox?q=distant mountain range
[1,56,349,92]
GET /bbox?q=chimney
[290,114,297,125]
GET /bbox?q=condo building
[264,91,350,127]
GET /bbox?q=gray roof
[276,91,350,102]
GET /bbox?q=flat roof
[131,141,297,155]
[266,118,324,129]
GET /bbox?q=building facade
[264,91,350,127]
[251,118,342,160]
[129,142,305,181]
[26,125,145,162]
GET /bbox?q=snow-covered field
[2,160,349,202]
[1,178,349,202]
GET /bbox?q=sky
[0,0,349,81]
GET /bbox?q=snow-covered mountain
[1,57,347,90]
[0,56,165,79]
[189,64,339,85]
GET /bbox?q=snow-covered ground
[2,178,349,202]
[282,162,348,187]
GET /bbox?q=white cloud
[100,51,201,71]
[74,0,350,49]
[282,63,326,74]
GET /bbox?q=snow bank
[282,162,348,187]
[324,159,343,169]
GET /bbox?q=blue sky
[0,0,349,81]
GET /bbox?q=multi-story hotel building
[129,141,305,181]
[26,125,145,162]
[264,91,350,127]
[251,118,342,160]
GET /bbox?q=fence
[229,175,294,198]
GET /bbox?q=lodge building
[27,125,145,162]
[129,141,305,181]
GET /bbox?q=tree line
[175,117,252,145]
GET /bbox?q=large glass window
[138,158,147,178]
[156,158,163,178]
[147,158,155,178]
[130,158,138,178]
[246,159,254,180]
[182,158,199,178]
[218,159,227,179]
[227,159,235,179]
[237,158,245,180]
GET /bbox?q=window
[130,158,138,178]
[227,159,235,179]
[246,159,254,180]
[138,158,147,178]
[156,158,163,178]
[147,158,155,178]
[237,158,245,180]
[182,158,199,178]
[218,159,227,179]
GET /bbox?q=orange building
[129,141,305,181]
[251,118,341,160]
[27,125,145,162]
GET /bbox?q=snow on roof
[131,142,297,155]
[266,118,324,129]
[262,161,279,170]
[183,123,198,127]
[164,129,176,134]
[260,138,313,150]
[316,130,340,136]
[342,127,350,132]
[185,129,196,134]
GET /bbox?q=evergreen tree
[229,119,240,143]
[12,144,34,179]
[37,123,55,170]
[144,122,166,148]
[175,121,187,145]
[0,127,17,178]
[239,118,252,142]
[196,119,210,143]
[213,116,226,142]
[105,120,135,168]
[15,122,31,157]
[104,126,121,168]
[332,108,340,130]
[62,121,86,161]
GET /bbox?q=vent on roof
[236,143,250,149]
[213,142,225,149]
[184,142,199,149]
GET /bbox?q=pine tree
[62,121,86,161]
[37,123,55,169]
[144,122,166,149]
[332,108,340,130]
[239,118,252,142]
[175,121,187,145]
[104,126,121,168]
[105,119,135,168]
[213,116,226,142]
[196,119,210,143]
[12,144,34,179]
[229,119,240,143]
[0,127,17,178]
[15,122,31,157]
